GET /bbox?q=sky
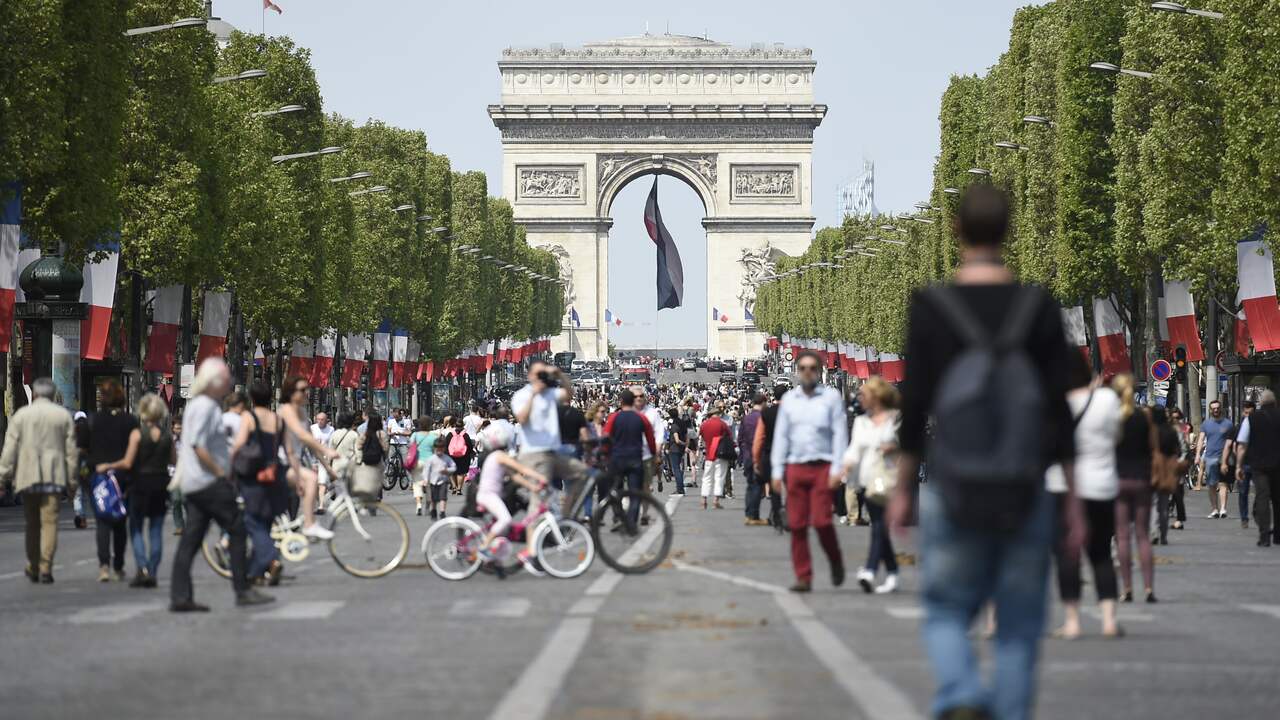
[213,0,1036,348]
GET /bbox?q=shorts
[430,483,448,503]
[1205,461,1224,487]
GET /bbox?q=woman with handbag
[354,411,389,499]
[229,382,286,585]
[89,380,138,583]
[840,377,901,594]
[99,394,175,588]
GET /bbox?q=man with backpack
[888,185,1082,720]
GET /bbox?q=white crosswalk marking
[1083,607,1154,622]
[884,605,925,620]
[250,601,345,621]
[1239,604,1280,620]
[66,602,164,625]
[450,598,531,618]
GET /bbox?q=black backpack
[361,431,385,466]
[924,286,1047,532]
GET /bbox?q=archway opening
[606,174,706,357]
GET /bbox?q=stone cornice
[516,216,615,232]
[702,216,816,233]
[490,103,827,119]
[501,45,815,67]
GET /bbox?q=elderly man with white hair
[169,358,274,611]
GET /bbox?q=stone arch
[596,155,717,219]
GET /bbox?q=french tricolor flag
[879,351,905,383]
[0,184,21,351]
[370,320,391,388]
[143,285,183,373]
[311,331,336,388]
[854,345,871,379]
[1093,296,1130,378]
[1237,225,1280,352]
[867,347,883,377]
[196,291,232,365]
[340,334,367,389]
[1061,305,1089,363]
[405,338,421,383]
[80,238,120,360]
[391,327,408,385]
[287,338,314,380]
[1163,280,1203,361]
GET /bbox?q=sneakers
[838,515,850,526]
[302,523,334,540]
[98,566,111,582]
[875,574,898,594]
[1207,511,1221,519]
[128,572,149,588]
[170,600,210,613]
[235,589,276,607]
[789,580,812,593]
[516,550,545,577]
[416,507,423,516]
[856,568,875,594]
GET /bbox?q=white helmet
[479,422,515,452]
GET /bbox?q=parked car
[740,372,760,389]
[681,358,698,372]
[723,358,737,371]
[695,357,707,368]
[707,359,724,372]
[719,372,738,386]
[774,375,793,390]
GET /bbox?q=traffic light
[1175,346,1188,383]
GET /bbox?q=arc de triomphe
[489,34,825,360]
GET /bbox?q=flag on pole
[1093,296,1130,378]
[370,320,391,388]
[143,285,183,373]
[340,334,367,388]
[0,184,21,351]
[263,0,283,13]
[744,305,755,322]
[1163,280,1203,361]
[1061,306,1089,363]
[405,338,421,382]
[287,338,314,380]
[605,308,614,325]
[391,327,408,385]
[80,237,120,360]
[643,177,685,310]
[879,352,905,383]
[1236,225,1280,351]
[311,331,336,388]
[570,307,581,328]
[196,291,233,365]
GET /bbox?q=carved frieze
[517,166,583,203]
[731,165,799,202]
[596,153,717,190]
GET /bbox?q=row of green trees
[0,0,563,365]
[756,0,1278,379]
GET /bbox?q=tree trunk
[1143,270,1161,406]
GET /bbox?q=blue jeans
[919,484,1056,720]
[1238,466,1252,521]
[608,459,645,525]
[128,512,164,576]
[243,511,278,579]
[744,461,763,519]
[666,452,686,495]
[865,500,898,574]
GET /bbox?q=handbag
[404,437,419,471]
[91,471,127,520]
[863,453,896,504]
[232,411,270,481]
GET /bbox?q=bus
[620,366,651,384]
[553,351,575,373]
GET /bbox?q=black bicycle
[565,464,672,575]
[383,445,410,491]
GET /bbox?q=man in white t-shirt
[635,387,665,498]
[463,403,485,439]
[512,361,587,510]
[385,408,412,448]
[310,412,335,510]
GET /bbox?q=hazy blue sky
[213,0,1034,348]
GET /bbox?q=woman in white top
[1050,349,1123,639]
[840,377,902,594]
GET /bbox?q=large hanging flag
[80,238,120,360]
[1163,280,1203,361]
[196,291,233,365]
[287,338,314,380]
[1237,225,1280,352]
[370,320,391,388]
[1061,306,1089,363]
[340,334,367,388]
[1093,296,1130,377]
[0,184,21,351]
[643,177,685,310]
[143,285,183,373]
[312,331,336,388]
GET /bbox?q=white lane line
[449,598,531,618]
[1082,607,1153,623]
[773,592,923,720]
[885,606,926,620]
[66,602,165,625]
[1240,603,1280,620]
[74,558,95,566]
[488,493,682,720]
[671,559,788,595]
[249,600,344,621]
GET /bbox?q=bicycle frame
[327,483,374,542]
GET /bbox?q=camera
[537,370,560,388]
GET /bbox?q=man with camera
[512,361,588,511]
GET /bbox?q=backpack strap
[995,286,1045,350]
[924,286,990,347]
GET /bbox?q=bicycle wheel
[398,466,412,491]
[422,516,484,580]
[533,518,595,579]
[200,528,233,579]
[382,467,398,491]
[327,498,410,578]
[590,490,672,574]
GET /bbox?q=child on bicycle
[474,424,548,567]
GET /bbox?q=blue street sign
[1151,359,1173,382]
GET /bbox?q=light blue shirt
[770,385,849,481]
[512,385,560,452]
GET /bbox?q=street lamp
[1151,1,1224,19]
[348,185,390,197]
[330,171,373,183]
[994,140,1027,151]
[877,237,907,246]
[1023,115,1056,127]
[1089,61,1154,80]
[272,146,343,164]
[124,17,206,37]
[943,187,961,195]
[251,104,305,118]
[967,167,991,176]
[212,69,268,85]
[416,215,434,222]
[392,204,414,213]
[913,217,936,225]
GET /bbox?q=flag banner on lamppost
[0,183,21,351]
[287,337,314,380]
[1093,296,1130,378]
[196,291,233,365]
[1061,306,1089,364]
[1163,280,1203,361]
[79,236,120,360]
[340,334,367,389]
[405,338,421,383]
[312,331,336,388]
[143,285,183,373]
[1236,225,1280,352]
[370,320,391,389]
[391,327,408,385]
[644,177,685,311]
